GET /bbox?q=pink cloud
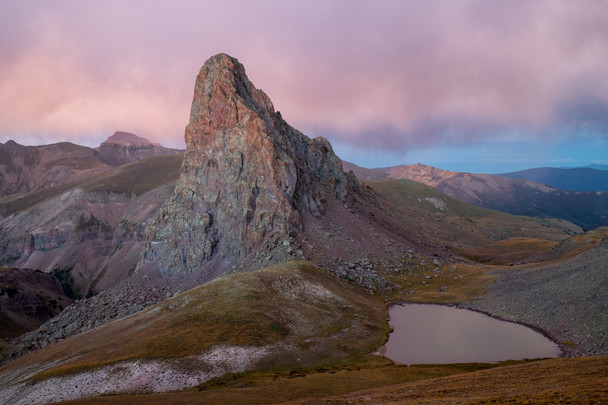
[1,1,607,151]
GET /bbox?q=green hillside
[368,178,580,241]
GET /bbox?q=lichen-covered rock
[138,54,359,276]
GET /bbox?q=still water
[381,304,561,364]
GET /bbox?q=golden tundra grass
[55,357,530,405]
[287,355,608,404]
[453,237,559,265]
[55,356,608,404]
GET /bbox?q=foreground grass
[55,356,608,404]
[55,356,522,405]
[7,233,605,403]
[289,355,608,404]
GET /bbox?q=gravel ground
[470,237,608,356]
[0,344,274,405]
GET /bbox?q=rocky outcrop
[4,54,434,360]
[94,131,183,166]
[138,54,360,277]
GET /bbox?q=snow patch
[424,197,447,211]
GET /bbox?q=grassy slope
[2,258,511,404]
[369,178,585,264]
[369,178,577,240]
[286,355,608,404]
[57,358,532,405]
[0,154,182,216]
[2,261,387,383]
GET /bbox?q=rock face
[0,155,183,299]
[95,131,183,166]
[138,54,358,276]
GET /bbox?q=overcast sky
[1,0,607,173]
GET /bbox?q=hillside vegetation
[0,261,389,403]
[369,178,580,264]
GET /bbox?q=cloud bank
[1,0,607,151]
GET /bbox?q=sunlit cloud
[1,0,607,163]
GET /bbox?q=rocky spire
[137,53,358,276]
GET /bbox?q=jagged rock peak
[102,131,159,146]
[137,53,360,277]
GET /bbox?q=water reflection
[381,304,561,364]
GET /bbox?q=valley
[0,53,607,404]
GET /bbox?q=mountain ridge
[344,161,608,229]
[94,131,183,166]
[0,133,182,198]
[102,131,161,146]
[501,166,608,191]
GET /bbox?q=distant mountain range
[0,132,183,197]
[501,167,608,192]
[344,161,608,230]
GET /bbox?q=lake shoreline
[381,301,565,364]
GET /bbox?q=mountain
[0,141,110,197]
[138,53,366,278]
[345,162,608,230]
[589,163,608,171]
[368,178,582,247]
[0,54,423,361]
[94,131,183,166]
[0,133,182,198]
[0,155,183,300]
[103,131,160,146]
[501,167,608,191]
